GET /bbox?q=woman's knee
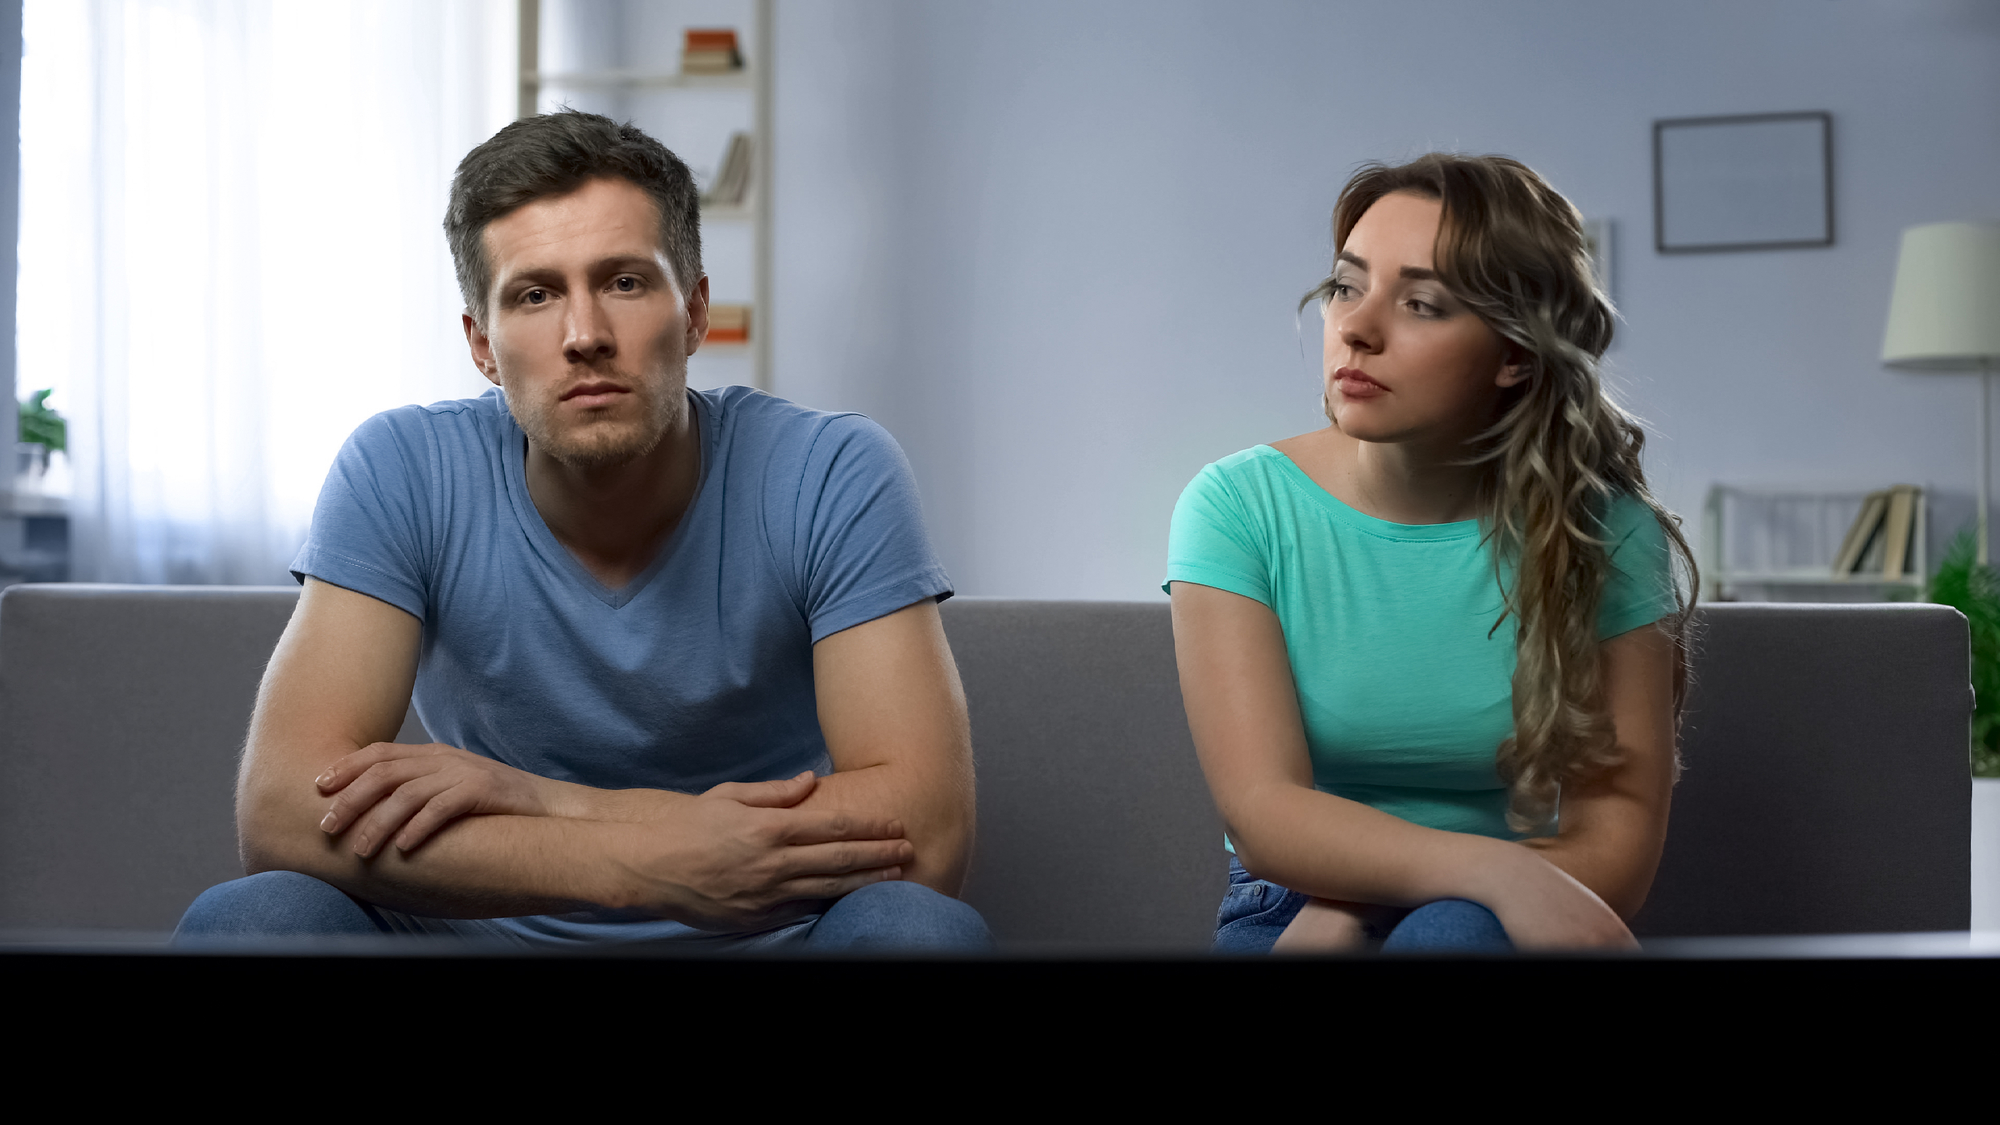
[1380,898,1512,954]
[174,870,383,942]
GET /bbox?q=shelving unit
[518,0,773,391]
[1703,484,1929,602]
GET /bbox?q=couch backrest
[0,584,423,933]
[1635,602,1970,936]
[0,587,1972,943]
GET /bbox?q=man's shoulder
[700,385,901,471]
[347,387,507,451]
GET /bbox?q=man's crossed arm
[236,577,975,930]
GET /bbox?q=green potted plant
[17,388,65,489]
[1928,528,2000,777]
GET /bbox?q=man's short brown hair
[445,110,701,327]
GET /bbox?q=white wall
[761,0,2000,599]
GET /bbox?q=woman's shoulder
[1174,445,1299,514]
[1598,490,1672,550]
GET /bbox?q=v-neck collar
[502,389,712,609]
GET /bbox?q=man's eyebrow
[498,255,665,287]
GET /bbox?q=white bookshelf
[519,0,773,391]
[1703,484,1929,602]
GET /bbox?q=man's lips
[1334,366,1388,397]
[560,382,631,405]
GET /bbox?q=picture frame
[1653,111,1833,253]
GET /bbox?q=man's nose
[563,293,617,363]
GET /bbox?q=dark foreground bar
[8,932,1996,1009]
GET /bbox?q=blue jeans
[175,871,993,953]
[1212,857,1512,954]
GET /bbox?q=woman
[1166,154,1696,954]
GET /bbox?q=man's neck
[525,406,701,591]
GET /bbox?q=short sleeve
[1164,463,1273,607]
[288,410,435,622]
[794,416,953,643]
[1597,494,1680,639]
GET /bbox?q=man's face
[464,176,707,469]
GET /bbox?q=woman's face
[1321,191,1524,447]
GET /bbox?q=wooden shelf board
[1716,571,1923,587]
[530,70,751,90]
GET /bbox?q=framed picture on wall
[1653,111,1833,253]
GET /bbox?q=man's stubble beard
[508,356,688,472]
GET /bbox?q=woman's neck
[1272,425,1486,525]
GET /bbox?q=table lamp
[1882,221,2000,564]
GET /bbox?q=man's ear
[1494,340,1530,389]
[683,274,711,356]
[463,311,500,385]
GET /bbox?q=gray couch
[0,585,1972,947]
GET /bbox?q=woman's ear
[1494,341,1530,389]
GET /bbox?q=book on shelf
[1830,490,1888,576]
[699,132,752,208]
[1878,485,1918,579]
[1829,484,1921,579]
[682,28,743,74]
[707,303,751,344]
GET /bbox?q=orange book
[683,29,738,52]
[707,304,750,344]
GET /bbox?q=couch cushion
[942,599,1224,950]
[1635,602,1970,936]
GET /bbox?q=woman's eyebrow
[1336,252,1439,282]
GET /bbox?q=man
[176,111,988,951]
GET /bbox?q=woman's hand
[315,742,561,858]
[1274,898,1403,954]
[1474,843,1638,951]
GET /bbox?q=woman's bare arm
[1171,580,1634,949]
[1521,621,1678,919]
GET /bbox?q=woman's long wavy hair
[1304,154,1698,834]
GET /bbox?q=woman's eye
[1329,281,1358,300]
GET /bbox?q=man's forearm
[795,763,972,895]
[240,777,650,918]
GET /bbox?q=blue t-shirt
[291,384,951,941]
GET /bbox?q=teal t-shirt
[1164,444,1677,841]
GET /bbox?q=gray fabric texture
[942,599,1225,949]
[1634,602,1971,936]
[0,584,424,931]
[0,587,1973,944]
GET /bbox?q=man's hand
[611,771,914,932]
[315,741,562,858]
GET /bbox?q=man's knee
[805,880,993,953]
[174,870,383,942]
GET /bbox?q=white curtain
[18,0,517,584]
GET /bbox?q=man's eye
[613,277,638,292]
[524,289,548,305]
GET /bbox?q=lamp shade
[1882,221,2000,370]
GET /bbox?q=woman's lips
[1334,366,1387,399]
